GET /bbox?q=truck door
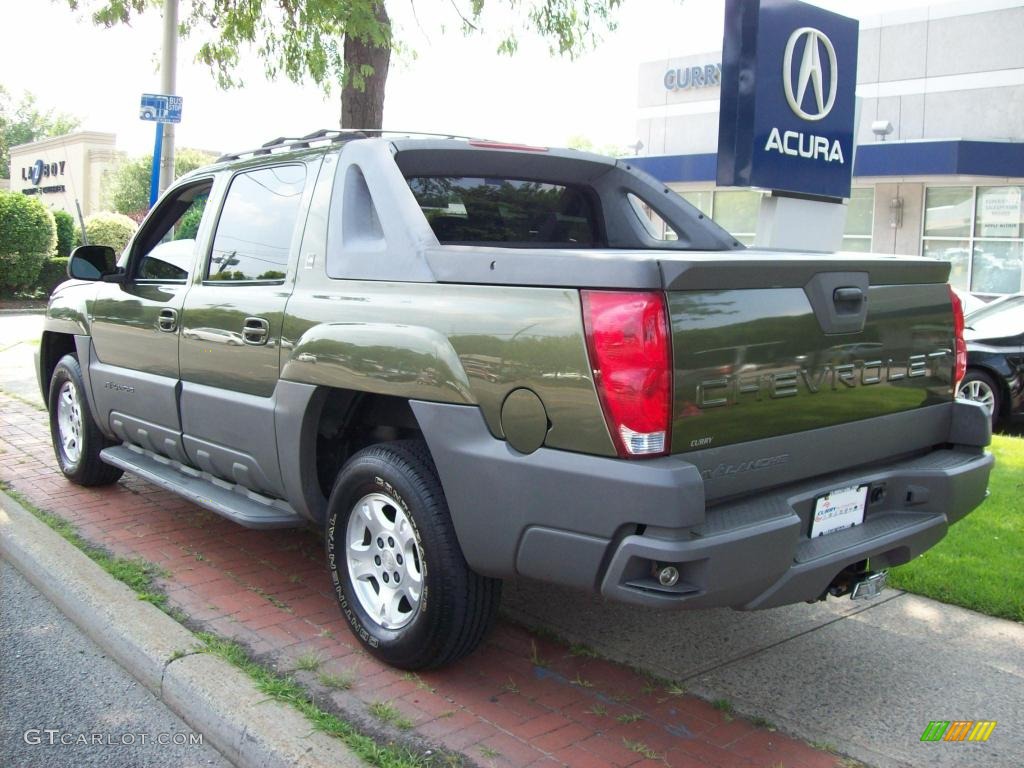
[89,177,217,464]
[177,160,317,497]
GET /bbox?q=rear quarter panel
[281,281,616,456]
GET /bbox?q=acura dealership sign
[717,0,858,199]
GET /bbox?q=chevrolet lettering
[38,131,993,670]
[696,351,951,408]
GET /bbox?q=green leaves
[66,1,626,93]
[83,211,138,256]
[0,88,81,181]
[0,191,57,294]
[104,148,214,217]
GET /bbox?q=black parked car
[958,295,1024,428]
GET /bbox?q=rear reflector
[949,286,967,390]
[581,290,672,458]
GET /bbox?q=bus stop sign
[139,93,183,124]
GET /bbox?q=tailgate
[665,254,956,454]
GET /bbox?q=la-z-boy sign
[717,0,858,199]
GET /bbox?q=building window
[677,189,762,245]
[842,188,874,252]
[923,186,1024,294]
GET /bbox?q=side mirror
[68,245,120,281]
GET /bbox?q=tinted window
[407,176,600,247]
[135,182,212,281]
[207,165,306,281]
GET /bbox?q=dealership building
[632,0,1024,295]
[7,131,122,219]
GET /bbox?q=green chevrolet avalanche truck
[38,131,993,669]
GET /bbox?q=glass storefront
[923,185,1024,294]
[676,187,873,250]
[842,188,874,252]
[678,189,761,245]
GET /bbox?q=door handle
[833,287,865,314]
[242,317,270,345]
[157,308,178,333]
[833,287,865,304]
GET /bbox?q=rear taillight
[949,286,967,391]
[581,290,672,458]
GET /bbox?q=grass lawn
[888,432,1023,622]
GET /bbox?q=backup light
[581,290,672,458]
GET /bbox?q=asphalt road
[0,560,232,768]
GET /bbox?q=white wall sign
[978,186,1022,238]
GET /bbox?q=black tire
[958,369,1002,429]
[48,354,123,487]
[325,440,501,669]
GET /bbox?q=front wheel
[48,354,123,487]
[325,440,501,669]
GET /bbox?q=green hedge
[53,210,78,257]
[84,211,137,256]
[36,257,70,295]
[0,190,57,295]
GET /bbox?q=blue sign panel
[139,93,183,124]
[717,0,858,199]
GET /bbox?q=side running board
[100,444,306,530]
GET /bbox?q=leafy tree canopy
[0,87,81,179]
[104,147,215,217]
[67,1,624,127]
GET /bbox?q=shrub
[0,190,57,295]
[104,148,216,217]
[35,257,70,295]
[53,210,78,257]
[84,211,137,256]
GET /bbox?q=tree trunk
[340,3,391,130]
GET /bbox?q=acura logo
[783,27,838,121]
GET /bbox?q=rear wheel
[958,369,1001,429]
[48,354,123,486]
[325,440,500,669]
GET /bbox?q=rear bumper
[600,446,992,609]
[411,399,993,610]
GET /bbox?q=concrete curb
[0,490,363,768]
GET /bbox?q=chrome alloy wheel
[346,492,423,630]
[958,379,996,415]
[56,380,84,465]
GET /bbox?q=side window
[134,181,213,282]
[206,164,306,282]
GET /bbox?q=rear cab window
[407,176,602,247]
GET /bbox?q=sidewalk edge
[0,489,363,768]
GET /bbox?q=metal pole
[75,200,88,246]
[149,121,164,207]
[158,0,178,195]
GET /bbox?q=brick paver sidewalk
[0,394,843,768]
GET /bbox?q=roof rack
[215,128,484,163]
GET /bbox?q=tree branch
[448,0,479,31]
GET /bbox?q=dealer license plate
[810,485,868,538]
